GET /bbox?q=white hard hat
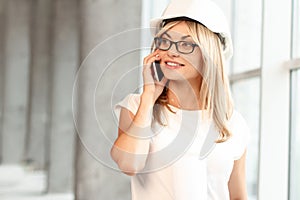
[150,0,233,60]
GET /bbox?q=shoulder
[114,93,141,119]
[228,111,249,132]
[123,93,141,110]
[227,110,251,160]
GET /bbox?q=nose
[167,43,180,57]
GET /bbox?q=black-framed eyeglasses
[154,37,198,54]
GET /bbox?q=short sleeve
[228,111,251,160]
[114,93,141,121]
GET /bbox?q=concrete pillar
[47,0,79,193]
[75,0,142,199]
[0,0,6,163]
[25,0,52,169]
[1,0,31,164]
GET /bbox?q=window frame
[288,0,300,197]
[288,66,300,200]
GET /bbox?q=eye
[160,38,169,45]
[158,38,170,48]
[180,41,193,48]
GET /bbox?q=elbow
[110,146,147,176]
[117,160,146,176]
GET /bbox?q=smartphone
[152,61,164,81]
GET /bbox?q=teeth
[167,62,180,66]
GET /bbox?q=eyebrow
[162,32,191,40]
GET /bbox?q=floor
[0,165,74,200]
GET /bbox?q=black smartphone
[152,61,164,81]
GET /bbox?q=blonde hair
[153,19,233,143]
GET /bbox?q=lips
[165,61,185,69]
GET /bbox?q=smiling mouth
[165,61,185,68]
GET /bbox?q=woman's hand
[142,50,168,104]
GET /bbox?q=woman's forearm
[111,93,155,175]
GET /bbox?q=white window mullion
[259,0,292,199]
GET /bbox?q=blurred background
[0,0,299,199]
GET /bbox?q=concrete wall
[25,0,52,169]
[1,0,31,164]
[0,0,78,193]
[47,0,79,193]
[75,0,142,199]
[0,0,143,197]
[0,0,5,162]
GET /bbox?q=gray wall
[25,0,52,169]
[0,0,142,198]
[0,0,5,162]
[47,0,79,193]
[0,0,78,192]
[1,0,31,164]
[75,0,142,199]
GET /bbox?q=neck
[167,77,203,110]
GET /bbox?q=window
[289,69,300,200]
[231,77,260,200]
[292,0,300,58]
[230,1,262,199]
[289,0,300,199]
[231,0,263,73]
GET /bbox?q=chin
[165,75,190,82]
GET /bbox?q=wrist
[127,123,154,139]
[132,94,154,128]
[141,92,155,106]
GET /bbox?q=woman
[111,0,249,199]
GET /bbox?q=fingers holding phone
[152,60,164,82]
[143,51,162,84]
[142,52,167,101]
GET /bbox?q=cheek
[184,55,203,74]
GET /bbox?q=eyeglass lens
[154,37,197,54]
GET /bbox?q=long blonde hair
[153,19,233,143]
